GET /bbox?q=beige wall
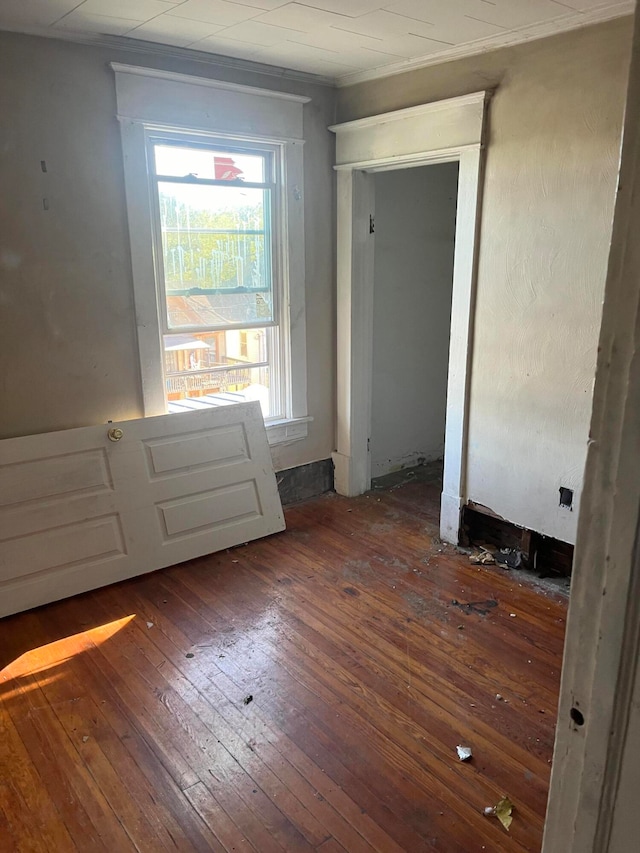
[338,18,633,543]
[0,31,336,471]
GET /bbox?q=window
[112,63,310,446]
[148,135,282,419]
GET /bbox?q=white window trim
[111,63,311,446]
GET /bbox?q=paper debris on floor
[456,745,473,761]
[484,796,514,831]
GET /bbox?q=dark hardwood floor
[0,470,567,852]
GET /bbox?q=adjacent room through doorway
[370,163,459,486]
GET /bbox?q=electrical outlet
[559,487,573,510]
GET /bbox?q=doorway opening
[370,162,459,491]
[330,92,487,544]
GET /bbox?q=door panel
[143,424,249,475]
[0,402,284,618]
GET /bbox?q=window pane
[164,329,273,418]
[154,144,266,182]
[158,182,273,329]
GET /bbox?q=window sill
[167,402,311,446]
[266,416,313,447]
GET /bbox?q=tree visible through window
[149,137,281,419]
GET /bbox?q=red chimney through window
[214,156,244,181]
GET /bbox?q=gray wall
[0,31,336,472]
[371,163,458,478]
[339,18,632,543]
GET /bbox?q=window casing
[112,63,311,446]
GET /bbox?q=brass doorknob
[108,427,124,442]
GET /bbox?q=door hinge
[369,214,375,234]
[367,437,371,452]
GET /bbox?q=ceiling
[0,0,633,84]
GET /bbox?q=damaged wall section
[462,503,574,577]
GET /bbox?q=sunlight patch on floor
[0,615,136,683]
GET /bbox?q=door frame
[329,92,489,543]
[543,7,640,850]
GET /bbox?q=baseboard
[462,504,574,577]
[440,492,462,545]
[370,451,442,480]
[276,459,334,506]
[331,450,371,497]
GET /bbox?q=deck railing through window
[166,368,253,395]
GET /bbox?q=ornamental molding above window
[110,63,309,142]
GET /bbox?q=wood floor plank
[187,592,517,851]
[127,573,420,853]
[142,612,392,850]
[38,604,228,853]
[75,591,315,853]
[157,553,541,849]
[0,689,78,852]
[0,776,45,853]
[121,615,331,849]
[240,556,558,782]
[4,677,110,852]
[140,567,523,852]
[183,781,257,852]
[14,654,173,852]
[239,551,559,751]
[316,839,348,853]
[0,474,567,852]
[100,577,393,853]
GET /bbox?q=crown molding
[0,25,334,88]
[110,62,311,103]
[336,1,634,88]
